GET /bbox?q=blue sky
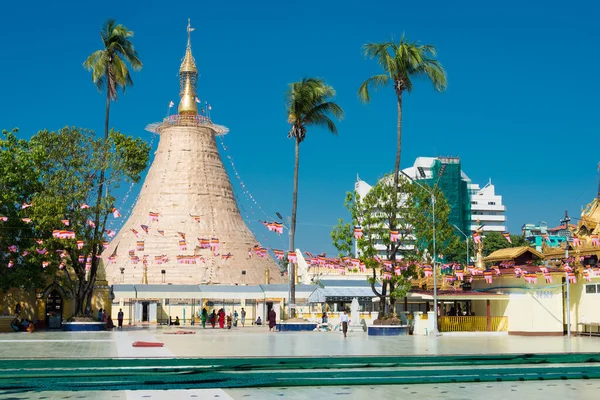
[0,0,598,255]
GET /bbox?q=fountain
[350,298,363,331]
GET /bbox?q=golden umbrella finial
[178,19,198,115]
[180,19,198,74]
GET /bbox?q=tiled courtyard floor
[3,381,600,400]
[0,326,598,359]
[1,327,600,399]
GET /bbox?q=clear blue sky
[1,0,598,255]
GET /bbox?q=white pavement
[1,326,599,359]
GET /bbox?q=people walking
[227,313,232,329]
[241,308,246,327]
[98,308,103,322]
[101,309,107,323]
[268,308,277,332]
[233,310,238,327]
[117,308,124,329]
[218,309,225,329]
[201,308,208,329]
[210,310,216,328]
[340,309,350,338]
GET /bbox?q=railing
[438,316,508,332]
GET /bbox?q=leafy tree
[331,174,454,320]
[409,181,456,265]
[358,38,447,219]
[0,127,150,317]
[479,231,531,258]
[0,129,45,290]
[441,236,468,266]
[286,77,343,318]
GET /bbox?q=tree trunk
[75,73,111,318]
[391,90,403,209]
[289,137,300,318]
[370,267,385,314]
[389,281,397,317]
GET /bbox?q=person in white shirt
[340,310,350,338]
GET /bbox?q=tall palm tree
[84,19,142,143]
[82,20,141,315]
[287,78,343,318]
[358,37,447,197]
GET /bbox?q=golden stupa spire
[178,19,199,115]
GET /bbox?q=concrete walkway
[1,328,599,399]
[0,326,598,359]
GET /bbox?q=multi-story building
[354,156,507,258]
[521,221,575,252]
[469,180,507,232]
[402,157,506,234]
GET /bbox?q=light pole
[452,224,470,268]
[561,210,571,338]
[400,170,443,335]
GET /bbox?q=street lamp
[400,169,444,335]
[276,211,294,318]
[561,210,571,338]
[452,224,470,268]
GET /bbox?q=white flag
[169,101,174,108]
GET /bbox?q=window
[585,284,598,294]
[488,202,496,205]
[471,201,477,205]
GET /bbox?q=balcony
[470,215,506,222]
[471,204,506,212]
[470,225,506,232]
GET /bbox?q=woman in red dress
[218,309,225,329]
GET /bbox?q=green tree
[358,38,447,205]
[479,232,531,258]
[287,77,344,318]
[408,182,456,265]
[0,127,150,317]
[0,129,45,291]
[331,174,454,320]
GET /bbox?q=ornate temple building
[543,197,600,270]
[103,21,281,286]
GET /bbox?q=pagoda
[103,20,281,285]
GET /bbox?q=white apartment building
[468,179,506,232]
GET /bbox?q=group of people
[199,307,247,329]
[11,303,34,333]
[98,307,121,329]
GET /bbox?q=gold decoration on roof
[543,167,600,260]
[178,76,198,115]
[179,19,198,74]
[178,19,199,116]
[474,219,485,269]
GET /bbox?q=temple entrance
[142,302,149,322]
[45,290,63,329]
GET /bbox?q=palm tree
[358,37,447,197]
[287,78,344,318]
[84,19,142,143]
[81,19,141,315]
